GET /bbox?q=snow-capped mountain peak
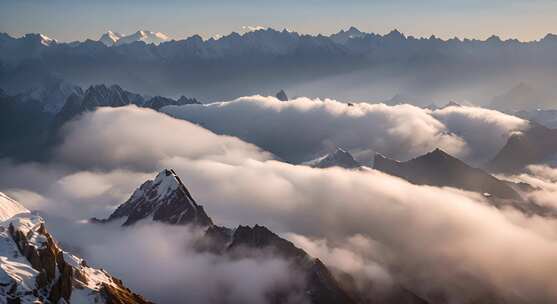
[306,147,361,169]
[0,193,151,303]
[330,26,365,44]
[23,33,56,46]
[112,30,171,46]
[99,169,213,226]
[99,30,124,46]
[38,33,55,46]
[150,169,182,199]
[240,25,268,34]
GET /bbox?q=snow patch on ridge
[0,192,29,222]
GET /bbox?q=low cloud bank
[163,96,527,164]
[1,106,556,303]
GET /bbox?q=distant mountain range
[99,30,171,47]
[2,27,557,103]
[0,192,151,303]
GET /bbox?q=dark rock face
[107,169,357,304]
[0,91,53,160]
[311,148,361,169]
[488,122,557,173]
[104,169,429,304]
[52,84,145,129]
[9,222,65,300]
[101,169,213,227]
[143,95,201,110]
[202,225,356,304]
[374,149,521,200]
[276,89,289,101]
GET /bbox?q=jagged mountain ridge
[52,84,199,128]
[0,192,152,304]
[98,30,171,47]
[201,225,357,304]
[374,148,522,200]
[3,27,557,102]
[96,169,428,304]
[143,95,201,110]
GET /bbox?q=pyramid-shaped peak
[386,29,405,39]
[275,89,288,101]
[422,148,452,160]
[151,168,189,198]
[332,146,350,155]
[346,26,362,34]
[309,147,360,169]
[99,169,213,226]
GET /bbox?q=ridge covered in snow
[0,192,29,221]
[98,30,124,46]
[98,30,171,46]
[0,193,151,303]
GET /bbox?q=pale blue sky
[1,0,556,42]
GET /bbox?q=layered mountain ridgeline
[374,149,557,216]
[0,84,200,160]
[52,84,201,129]
[305,147,362,169]
[94,169,429,304]
[374,149,522,200]
[488,122,557,173]
[0,192,152,304]
[2,29,557,102]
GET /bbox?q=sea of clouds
[0,103,555,304]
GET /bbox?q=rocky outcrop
[201,224,356,304]
[1,209,153,304]
[8,222,71,302]
[143,95,201,110]
[52,84,144,129]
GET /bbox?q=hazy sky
[1,0,556,42]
